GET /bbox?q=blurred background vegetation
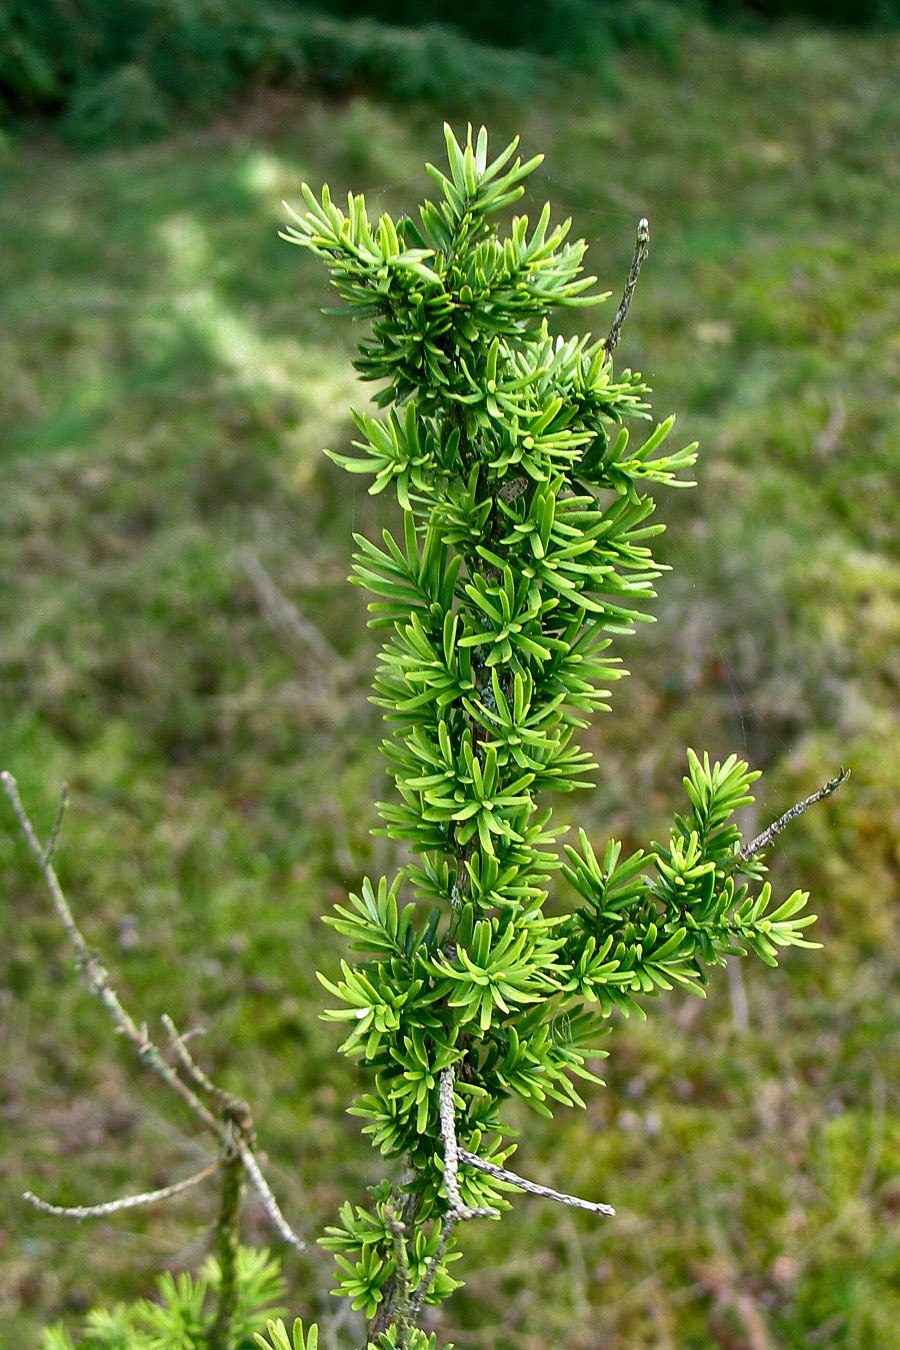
[1,2,899,1346]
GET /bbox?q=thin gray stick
[407,1218,456,1322]
[458,1149,615,1217]
[41,782,69,866]
[3,771,306,1253]
[162,1014,226,1103]
[739,769,849,862]
[407,1067,499,1320]
[237,1138,306,1252]
[23,1160,222,1219]
[605,217,650,356]
[438,1066,499,1222]
[1,771,221,1136]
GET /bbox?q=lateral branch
[23,1161,223,1220]
[457,1148,615,1217]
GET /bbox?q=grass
[2,20,900,1349]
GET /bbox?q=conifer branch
[605,217,650,356]
[384,1206,412,1350]
[739,768,850,862]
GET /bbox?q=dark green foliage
[60,64,171,149]
[276,123,822,1344]
[6,0,894,150]
[0,2,539,143]
[702,0,900,25]
[309,0,676,63]
[0,0,683,146]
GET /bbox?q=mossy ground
[2,21,899,1348]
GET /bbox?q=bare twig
[407,1219,456,1322]
[438,1066,500,1222]
[42,782,69,866]
[458,1149,615,1218]
[237,1139,306,1252]
[1,771,220,1134]
[23,1160,223,1219]
[604,217,650,357]
[240,547,351,684]
[739,769,849,862]
[405,1067,499,1322]
[163,1013,227,1105]
[2,771,307,1253]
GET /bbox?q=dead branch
[605,217,651,356]
[739,768,849,862]
[2,771,305,1253]
[457,1149,615,1218]
[23,1161,223,1220]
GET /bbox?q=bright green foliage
[283,123,820,1340]
[320,1180,463,1317]
[42,1248,284,1350]
[254,1317,318,1350]
[256,1317,448,1350]
[561,748,819,1015]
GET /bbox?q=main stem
[208,1141,243,1350]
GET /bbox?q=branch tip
[740,767,850,862]
[605,216,651,356]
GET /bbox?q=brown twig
[693,1260,775,1350]
[739,769,849,862]
[240,546,352,685]
[605,217,650,357]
